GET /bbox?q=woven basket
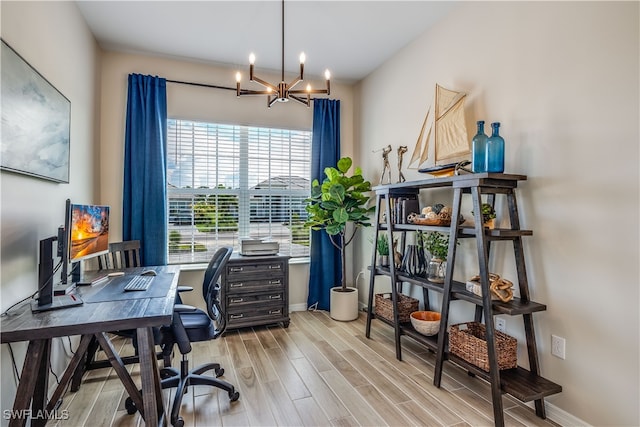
[448,322,517,371]
[374,293,419,323]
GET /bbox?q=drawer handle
[230,267,244,273]
[230,298,244,303]
[230,314,244,319]
[269,309,282,315]
[230,283,244,288]
[269,280,282,285]
[269,295,281,300]
[269,265,281,270]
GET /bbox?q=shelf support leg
[507,188,546,418]
[434,187,463,388]
[366,193,383,339]
[471,186,505,427]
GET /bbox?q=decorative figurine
[379,144,392,185]
[397,145,408,183]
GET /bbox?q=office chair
[125,246,239,426]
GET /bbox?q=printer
[240,238,279,256]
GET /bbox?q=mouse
[140,270,157,276]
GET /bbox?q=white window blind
[166,119,311,264]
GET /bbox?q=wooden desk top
[0,265,179,343]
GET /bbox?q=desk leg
[94,332,145,418]
[8,339,48,427]
[137,327,165,427]
[46,334,94,411]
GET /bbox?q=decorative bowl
[410,311,441,336]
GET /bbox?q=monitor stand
[31,294,83,312]
[32,236,83,313]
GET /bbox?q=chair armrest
[174,304,198,312]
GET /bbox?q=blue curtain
[123,74,168,266]
[307,99,341,311]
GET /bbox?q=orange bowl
[410,311,441,336]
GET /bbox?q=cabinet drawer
[227,277,284,293]
[227,304,286,322]
[226,261,286,277]
[227,292,284,306]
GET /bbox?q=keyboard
[123,275,154,291]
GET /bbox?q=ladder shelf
[365,173,561,427]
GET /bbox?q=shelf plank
[370,315,439,352]
[372,173,527,192]
[447,355,562,402]
[372,315,561,403]
[380,224,533,240]
[458,227,533,239]
[371,267,547,316]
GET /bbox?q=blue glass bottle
[471,121,488,173]
[485,122,505,173]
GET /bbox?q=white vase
[329,286,359,321]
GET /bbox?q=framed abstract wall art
[1,39,70,183]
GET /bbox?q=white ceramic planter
[329,286,359,321]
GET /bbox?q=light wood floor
[53,311,560,426]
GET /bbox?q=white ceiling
[76,1,456,83]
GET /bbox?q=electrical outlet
[495,318,506,333]
[551,335,566,359]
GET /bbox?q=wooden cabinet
[365,173,561,427]
[221,254,290,330]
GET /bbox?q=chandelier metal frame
[235,0,330,107]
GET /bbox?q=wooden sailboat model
[409,84,470,176]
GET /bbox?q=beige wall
[354,2,639,426]
[99,51,355,309]
[0,1,101,423]
[2,1,638,425]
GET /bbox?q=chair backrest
[98,240,142,270]
[202,247,233,336]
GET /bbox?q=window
[166,119,311,264]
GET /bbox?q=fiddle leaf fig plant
[305,157,375,292]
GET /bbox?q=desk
[0,265,179,427]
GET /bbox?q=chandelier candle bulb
[249,53,255,80]
[235,72,241,96]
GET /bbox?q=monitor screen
[68,202,110,262]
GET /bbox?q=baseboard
[524,400,589,426]
[289,303,308,312]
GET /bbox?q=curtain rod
[166,79,235,92]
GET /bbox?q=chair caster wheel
[174,417,184,427]
[215,367,224,377]
[229,390,240,401]
[125,397,137,415]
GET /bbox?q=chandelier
[235,0,331,108]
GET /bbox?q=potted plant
[376,234,390,266]
[305,157,374,321]
[420,231,450,283]
[472,203,496,229]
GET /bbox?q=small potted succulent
[376,234,390,267]
[472,203,497,229]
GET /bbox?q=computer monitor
[34,199,110,311]
[67,201,110,262]
[65,200,110,284]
